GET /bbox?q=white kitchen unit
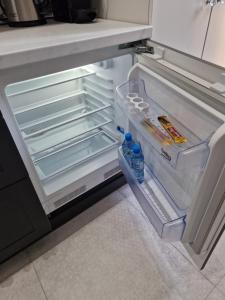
[151,0,225,68]
[151,0,211,58]
[1,18,225,270]
[92,0,153,24]
[202,4,225,68]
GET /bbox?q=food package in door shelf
[143,117,173,146]
[158,116,188,144]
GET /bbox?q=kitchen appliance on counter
[52,0,96,23]
[1,0,47,27]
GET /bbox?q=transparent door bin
[117,79,211,170]
[26,113,112,157]
[35,131,118,182]
[17,92,111,138]
[118,147,186,241]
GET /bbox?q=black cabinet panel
[0,115,27,189]
[0,179,51,263]
[0,196,33,251]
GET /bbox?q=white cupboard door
[106,0,151,25]
[202,5,225,68]
[152,0,211,58]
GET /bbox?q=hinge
[118,39,154,54]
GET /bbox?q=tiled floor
[1,185,225,300]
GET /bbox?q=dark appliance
[52,0,96,23]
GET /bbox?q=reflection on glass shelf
[6,66,95,97]
[118,147,186,241]
[35,131,118,182]
[16,92,111,138]
[26,113,112,157]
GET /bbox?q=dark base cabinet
[0,113,51,263]
[0,179,51,263]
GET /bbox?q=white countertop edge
[0,19,152,70]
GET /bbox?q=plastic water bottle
[122,132,134,166]
[131,144,144,183]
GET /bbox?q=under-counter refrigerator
[1,23,225,269]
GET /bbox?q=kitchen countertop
[0,19,152,70]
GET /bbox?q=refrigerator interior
[116,64,225,241]
[4,54,133,212]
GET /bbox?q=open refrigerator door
[116,62,225,268]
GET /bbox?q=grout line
[170,243,222,288]
[148,0,151,25]
[204,286,218,300]
[201,7,213,59]
[170,243,196,267]
[32,263,49,300]
[214,274,225,297]
[105,0,109,19]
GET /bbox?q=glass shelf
[6,66,95,97]
[26,113,112,158]
[118,147,186,241]
[16,92,111,138]
[35,131,118,182]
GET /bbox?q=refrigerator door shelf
[35,130,119,182]
[26,113,112,157]
[117,65,225,212]
[17,92,111,139]
[117,79,211,171]
[118,147,186,241]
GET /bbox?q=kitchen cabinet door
[93,0,152,24]
[0,178,51,263]
[202,5,225,68]
[0,114,27,189]
[152,0,211,58]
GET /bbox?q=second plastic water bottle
[131,144,144,183]
[122,132,134,166]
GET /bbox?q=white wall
[92,0,153,25]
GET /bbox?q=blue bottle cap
[132,144,141,154]
[125,133,132,141]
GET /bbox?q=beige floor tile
[128,220,213,299]
[0,251,30,283]
[31,186,214,300]
[206,287,225,300]
[112,186,215,300]
[170,218,225,286]
[114,186,218,299]
[26,192,122,262]
[214,230,225,257]
[216,276,225,297]
[32,196,177,300]
[0,263,46,300]
[1,185,219,300]
[172,241,225,286]
[201,254,225,286]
